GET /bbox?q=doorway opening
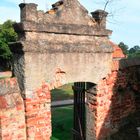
[51,82,96,140]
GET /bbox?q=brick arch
[9,0,114,140]
[24,81,98,140]
[0,0,140,139]
[11,50,113,140]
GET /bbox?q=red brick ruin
[0,0,140,140]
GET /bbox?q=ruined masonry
[0,0,140,140]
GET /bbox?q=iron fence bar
[73,82,86,140]
[76,104,84,140]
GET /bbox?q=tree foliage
[118,42,140,58]
[128,45,140,58]
[0,20,17,70]
[118,42,128,55]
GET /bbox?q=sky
[0,0,140,48]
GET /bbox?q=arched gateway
[10,0,113,139]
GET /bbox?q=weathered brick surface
[0,78,26,140]
[94,60,140,140]
[25,83,51,140]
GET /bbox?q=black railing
[73,82,86,140]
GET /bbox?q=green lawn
[51,106,73,140]
[51,84,74,101]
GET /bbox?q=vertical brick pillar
[25,83,51,140]
[95,78,113,140]
[0,78,26,140]
[86,84,97,140]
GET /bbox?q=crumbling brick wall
[10,1,113,140]
[24,83,51,139]
[0,78,26,140]
[93,59,140,140]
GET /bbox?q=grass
[51,84,74,139]
[51,84,74,101]
[51,106,73,140]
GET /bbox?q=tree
[0,20,17,70]
[0,39,12,60]
[118,42,128,55]
[129,45,140,53]
[95,0,122,24]
[128,45,140,58]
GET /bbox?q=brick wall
[0,78,26,140]
[24,83,51,140]
[0,78,52,140]
[94,60,140,140]
[0,64,139,140]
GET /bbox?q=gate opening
[51,82,96,140]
